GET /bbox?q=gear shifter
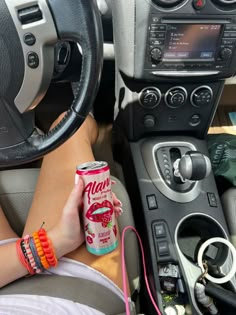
[173,151,211,182]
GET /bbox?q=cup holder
[177,215,228,268]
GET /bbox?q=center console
[111,0,236,314]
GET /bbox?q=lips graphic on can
[86,200,113,228]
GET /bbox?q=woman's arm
[0,180,85,288]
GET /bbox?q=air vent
[152,0,185,9]
[211,0,236,10]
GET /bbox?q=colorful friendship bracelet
[16,227,58,275]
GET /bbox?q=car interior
[2,0,236,314]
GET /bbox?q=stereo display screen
[163,24,222,61]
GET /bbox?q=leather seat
[0,168,140,313]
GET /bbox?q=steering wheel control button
[18,5,42,25]
[189,114,201,127]
[190,86,213,107]
[23,33,36,46]
[147,195,158,210]
[27,52,39,69]
[157,241,169,256]
[139,87,161,109]
[143,115,156,128]
[165,87,187,108]
[153,223,166,238]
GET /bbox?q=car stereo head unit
[145,18,236,79]
[163,24,222,61]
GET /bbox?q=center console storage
[114,136,236,314]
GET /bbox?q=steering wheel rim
[0,0,103,167]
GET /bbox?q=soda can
[76,161,118,255]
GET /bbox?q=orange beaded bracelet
[32,231,50,269]
[38,228,58,267]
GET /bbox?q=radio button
[225,25,236,31]
[224,32,236,38]
[150,39,164,46]
[220,47,233,60]
[222,39,236,45]
[150,32,165,39]
[150,24,166,31]
[150,48,162,63]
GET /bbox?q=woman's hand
[48,177,123,259]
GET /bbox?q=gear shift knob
[176,151,212,181]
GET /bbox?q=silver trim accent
[174,213,229,315]
[146,0,189,13]
[190,85,214,108]
[152,71,219,77]
[141,140,201,202]
[5,0,58,113]
[139,86,162,109]
[164,86,187,108]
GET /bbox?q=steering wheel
[0,0,103,167]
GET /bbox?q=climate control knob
[165,87,187,108]
[139,87,162,109]
[150,48,162,63]
[220,47,233,60]
[191,86,213,107]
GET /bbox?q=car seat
[0,168,140,314]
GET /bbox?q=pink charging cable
[121,225,162,315]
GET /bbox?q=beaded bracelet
[16,227,58,275]
[38,228,58,267]
[32,232,50,269]
[16,239,35,275]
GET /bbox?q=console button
[225,24,236,31]
[220,47,233,60]
[153,223,166,238]
[157,241,169,256]
[189,114,201,127]
[165,87,187,108]
[207,192,217,207]
[150,48,162,63]
[150,39,164,46]
[150,24,166,31]
[143,115,156,128]
[139,87,161,108]
[27,52,39,69]
[147,195,158,210]
[150,32,165,39]
[23,33,36,46]
[192,0,206,10]
[224,32,236,38]
[222,39,236,45]
[191,86,213,107]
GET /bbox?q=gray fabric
[0,169,39,235]
[221,188,236,247]
[112,176,140,295]
[0,275,136,315]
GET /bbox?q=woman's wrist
[47,226,77,259]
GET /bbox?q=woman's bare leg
[23,114,124,289]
